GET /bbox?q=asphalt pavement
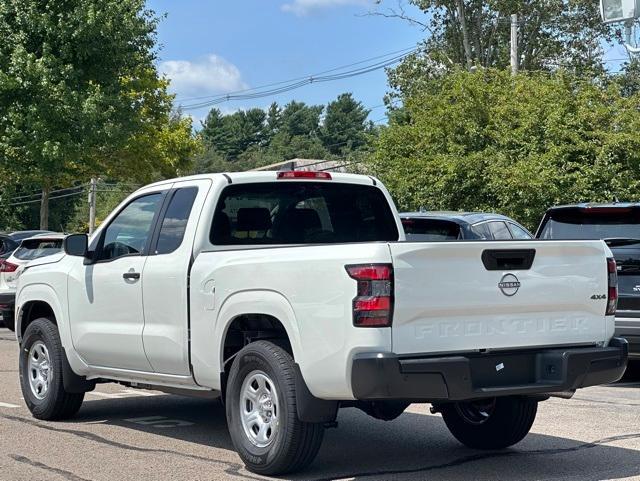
[0,327,638,481]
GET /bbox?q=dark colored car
[536,203,640,362]
[0,234,19,257]
[400,211,533,241]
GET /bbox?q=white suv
[0,233,64,331]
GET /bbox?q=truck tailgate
[389,240,610,355]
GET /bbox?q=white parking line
[0,402,20,408]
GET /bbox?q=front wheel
[225,341,324,475]
[19,318,84,420]
[439,396,537,450]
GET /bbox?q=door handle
[123,271,141,280]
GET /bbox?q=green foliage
[383,0,617,101]
[196,94,373,173]
[322,93,370,154]
[369,69,640,230]
[0,0,199,227]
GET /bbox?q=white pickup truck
[15,171,627,475]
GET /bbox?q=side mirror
[63,234,89,257]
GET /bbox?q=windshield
[539,209,640,240]
[401,218,461,241]
[14,239,63,261]
[211,182,399,245]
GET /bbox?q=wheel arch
[16,283,90,378]
[16,284,65,343]
[216,289,303,373]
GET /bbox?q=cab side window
[155,187,198,255]
[98,193,163,261]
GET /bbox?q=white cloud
[159,54,247,99]
[281,0,372,16]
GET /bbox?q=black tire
[19,318,84,420]
[440,396,537,450]
[225,341,324,476]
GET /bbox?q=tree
[201,108,267,161]
[0,0,198,229]
[375,0,619,100]
[369,69,640,230]
[322,93,370,154]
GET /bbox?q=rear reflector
[277,171,332,180]
[606,257,618,316]
[0,260,18,273]
[346,263,393,327]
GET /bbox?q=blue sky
[147,0,631,126]
[147,0,425,125]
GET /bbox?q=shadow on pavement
[65,395,640,481]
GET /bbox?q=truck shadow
[72,394,640,481]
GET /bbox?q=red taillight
[0,260,18,273]
[277,171,332,180]
[346,263,393,327]
[606,257,618,316]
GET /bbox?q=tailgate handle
[481,249,535,271]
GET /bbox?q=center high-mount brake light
[345,264,393,327]
[276,171,332,180]
[606,257,618,316]
[0,260,18,273]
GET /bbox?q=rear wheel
[439,396,537,450]
[19,318,84,420]
[226,341,324,475]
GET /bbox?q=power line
[9,183,89,201]
[179,49,418,111]
[8,189,86,207]
[175,46,418,103]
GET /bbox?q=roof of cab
[137,171,379,192]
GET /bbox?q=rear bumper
[615,316,640,359]
[0,292,15,323]
[351,338,628,402]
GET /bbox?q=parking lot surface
[0,328,638,481]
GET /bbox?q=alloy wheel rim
[28,341,52,400]
[239,370,280,448]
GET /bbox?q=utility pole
[88,177,97,235]
[510,14,519,75]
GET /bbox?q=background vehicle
[400,211,532,241]
[14,172,626,475]
[0,233,64,331]
[537,203,640,366]
[0,234,19,257]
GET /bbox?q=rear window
[401,218,461,241]
[14,239,63,261]
[539,209,640,239]
[210,182,399,245]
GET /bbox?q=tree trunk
[40,186,50,230]
[455,0,473,69]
